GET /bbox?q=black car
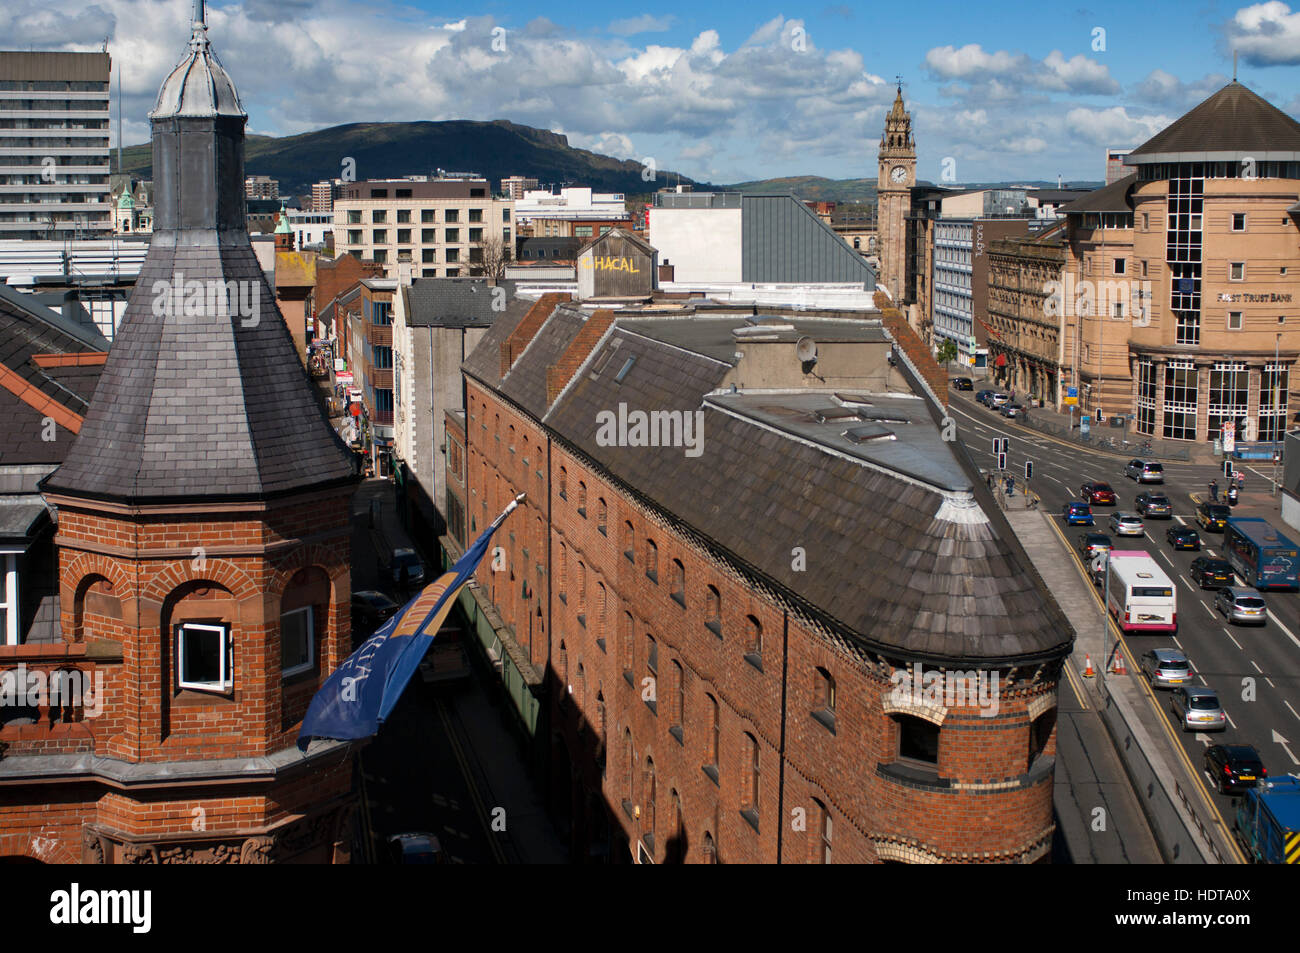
[1204,744,1266,794]
[1196,501,1232,532]
[975,389,994,406]
[352,590,400,639]
[1189,557,1233,589]
[952,377,973,391]
[1165,526,1201,551]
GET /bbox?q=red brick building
[450,294,1072,863]
[0,8,360,864]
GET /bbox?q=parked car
[351,590,400,636]
[1204,744,1267,794]
[390,547,426,588]
[1214,586,1268,626]
[988,392,1011,408]
[1000,402,1027,419]
[1170,686,1227,733]
[1140,648,1193,688]
[1077,532,1113,560]
[1189,556,1234,589]
[952,377,973,391]
[1080,481,1117,505]
[1165,526,1201,551]
[1195,501,1232,532]
[1109,511,1145,537]
[1125,459,1165,483]
[419,625,473,684]
[1135,492,1173,519]
[975,390,995,406]
[388,832,447,864]
[1063,501,1094,526]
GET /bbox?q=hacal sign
[581,256,641,273]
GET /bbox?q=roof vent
[614,355,637,383]
[809,407,861,424]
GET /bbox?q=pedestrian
[1236,470,1245,490]
[1209,479,1219,502]
[1227,484,1239,506]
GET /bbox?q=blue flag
[297,494,523,750]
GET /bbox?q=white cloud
[1063,106,1172,147]
[1224,1,1300,65]
[924,44,1118,96]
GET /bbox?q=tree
[473,235,512,279]
[936,338,958,375]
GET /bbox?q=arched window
[705,585,721,637]
[744,615,762,669]
[644,757,657,846]
[895,714,940,766]
[557,542,568,602]
[621,611,634,681]
[705,693,720,778]
[624,729,635,806]
[671,660,685,741]
[596,498,608,535]
[741,732,760,827]
[559,640,568,701]
[812,798,832,864]
[577,561,587,621]
[645,538,658,582]
[577,481,587,517]
[670,559,685,606]
[669,789,684,863]
[622,521,635,563]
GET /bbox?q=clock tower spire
[877,82,916,299]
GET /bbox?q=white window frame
[1228,311,1243,331]
[1230,262,1245,282]
[280,606,315,677]
[177,622,231,693]
[1231,212,1246,232]
[1,550,19,646]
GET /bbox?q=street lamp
[1274,331,1282,497]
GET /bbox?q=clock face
[890,165,908,184]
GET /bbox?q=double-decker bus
[1223,518,1300,591]
[1106,551,1177,633]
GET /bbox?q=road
[951,390,1300,861]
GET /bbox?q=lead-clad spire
[151,0,245,119]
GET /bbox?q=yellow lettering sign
[582,255,640,273]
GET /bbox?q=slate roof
[0,287,107,466]
[1127,82,1300,163]
[405,278,527,328]
[498,305,587,418]
[1062,173,1136,215]
[460,295,535,388]
[42,238,358,503]
[528,316,1071,664]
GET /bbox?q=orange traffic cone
[1111,649,1127,675]
[1082,654,1095,678]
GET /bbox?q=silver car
[1109,511,1145,537]
[988,392,1011,407]
[1214,586,1267,626]
[1169,686,1226,732]
[1125,459,1165,484]
[1140,648,1193,689]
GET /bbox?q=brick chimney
[500,292,570,379]
[546,309,615,405]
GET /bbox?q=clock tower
[877,84,915,300]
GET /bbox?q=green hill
[118,119,708,198]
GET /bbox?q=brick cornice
[53,524,351,563]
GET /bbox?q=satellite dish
[796,336,818,364]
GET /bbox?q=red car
[1080,481,1117,505]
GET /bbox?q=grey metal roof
[0,498,48,541]
[1126,82,1300,163]
[405,278,527,328]
[617,314,888,364]
[42,239,358,503]
[460,295,536,388]
[539,321,1069,663]
[741,194,878,287]
[149,7,246,120]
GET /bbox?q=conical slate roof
[42,5,355,504]
[1127,81,1300,163]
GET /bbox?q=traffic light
[1024,461,1033,480]
[998,452,1007,471]
[1223,460,1234,478]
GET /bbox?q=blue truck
[1234,774,1300,864]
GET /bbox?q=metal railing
[1017,412,1192,461]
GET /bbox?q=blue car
[1063,501,1094,526]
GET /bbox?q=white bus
[1106,551,1177,634]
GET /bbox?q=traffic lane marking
[1266,609,1300,652]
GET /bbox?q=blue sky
[5,0,1299,186]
